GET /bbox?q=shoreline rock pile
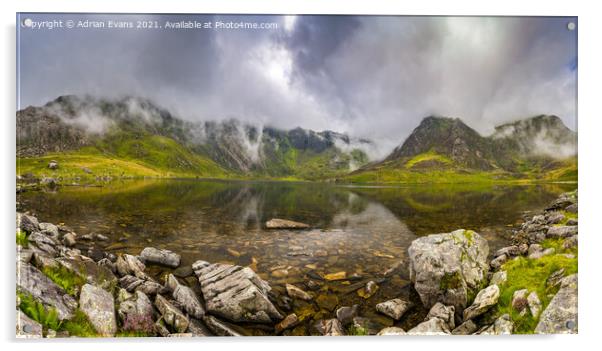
[16,190,578,337]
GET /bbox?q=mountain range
[16,95,577,183]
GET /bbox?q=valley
[17,95,577,186]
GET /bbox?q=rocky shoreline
[16,191,578,337]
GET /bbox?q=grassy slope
[17,136,577,184]
[17,133,230,182]
[342,151,577,184]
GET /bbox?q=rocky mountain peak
[385,116,495,170]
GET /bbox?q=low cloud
[18,14,577,158]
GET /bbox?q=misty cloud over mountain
[18,14,577,157]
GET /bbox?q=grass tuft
[347,325,368,336]
[16,229,28,247]
[17,291,62,332]
[42,264,86,296]
[60,309,99,337]
[496,252,577,334]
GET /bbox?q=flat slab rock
[265,218,310,229]
[535,274,578,334]
[192,260,283,323]
[17,263,76,320]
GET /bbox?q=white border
[2,1,600,351]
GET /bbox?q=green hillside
[17,133,230,182]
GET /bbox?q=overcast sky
[18,14,577,152]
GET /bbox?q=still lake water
[17,180,575,334]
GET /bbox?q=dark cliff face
[16,95,373,177]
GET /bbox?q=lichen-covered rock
[407,317,450,335]
[166,274,204,319]
[119,275,167,295]
[376,298,413,320]
[187,318,214,336]
[463,284,499,321]
[314,318,345,336]
[535,274,578,334]
[202,315,242,336]
[18,213,39,234]
[155,294,189,333]
[140,247,181,268]
[17,263,76,320]
[547,226,578,239]
[490,254,508,270]
[478,314,513,335]
[377,327,407,335]
[425,302,455,329]
[490,270,507,286]
[62,232,77,247]
[494,245,522,258]
[79,284,117,336]
[115,254,150,280]
[451,320,478,335]
[527,291,542,318]
[408,229,489,313]
[563,235,578,249]
[192,260,282,323]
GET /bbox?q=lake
[16,179,575,334]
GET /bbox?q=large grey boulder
[408,229,489,313]
[17,263,76,320]
[166,274,205,319]
[192,260,283,323]
[79,284,117,336]
[141,247,181,268]
[463,284,500,321]
[535,274,578,334]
